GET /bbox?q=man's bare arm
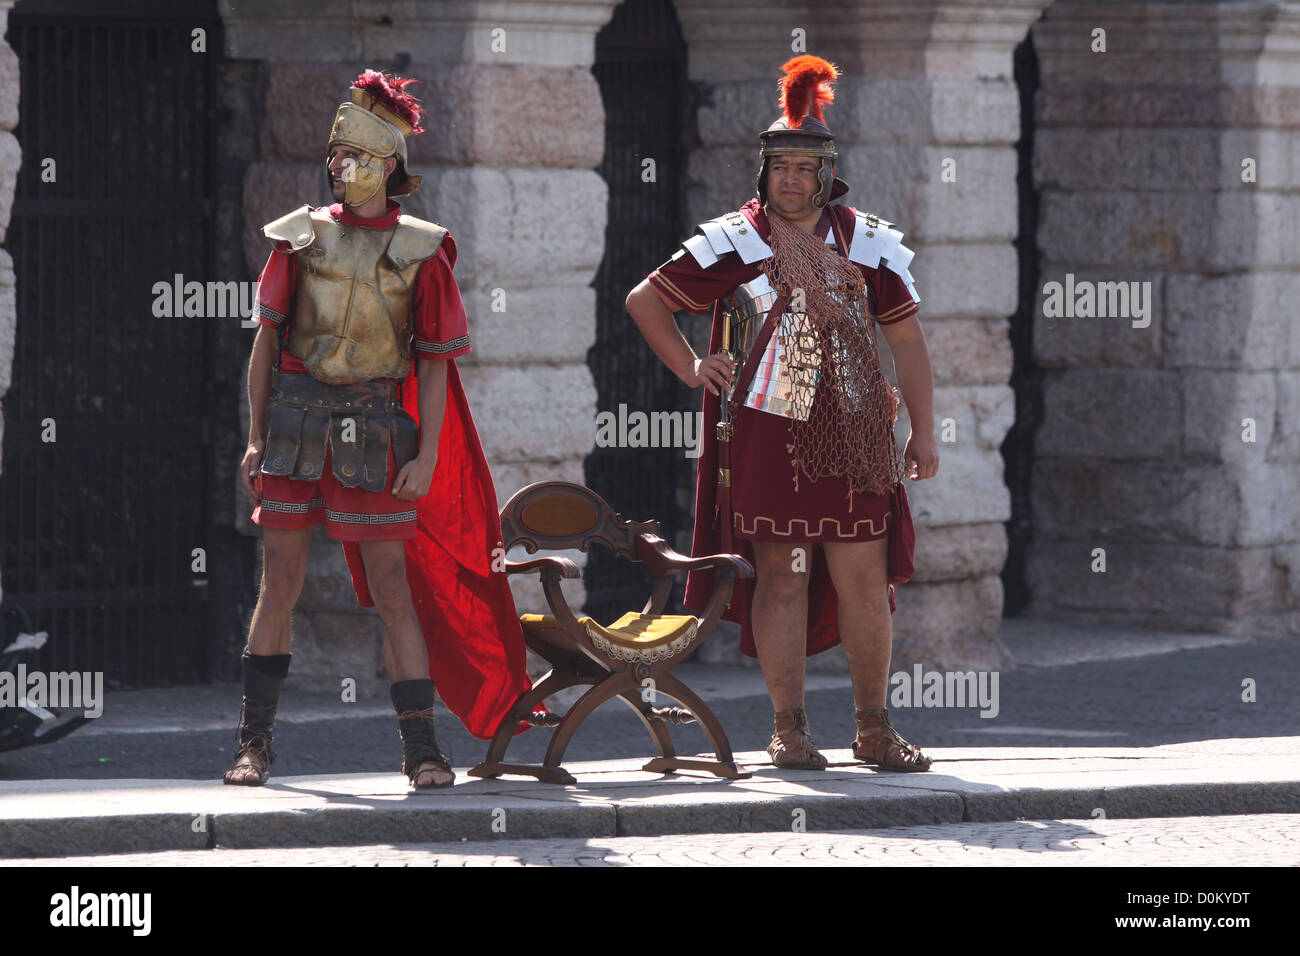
[242,324,279,501]
[625,279,733,395]
[880,314,939,480]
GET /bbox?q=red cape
[682,201,916,658]
[341,360,532,739]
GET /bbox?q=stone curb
[3,745,1298,859]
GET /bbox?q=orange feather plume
[778,55,839,126]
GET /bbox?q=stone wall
[678,0,1052,671]
[0,0,18,609]
[1029,0,1300,634]
[221,0,618,689]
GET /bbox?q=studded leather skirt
[259,373,419,493]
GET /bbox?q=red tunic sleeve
[253,240,295,329]
[870,266,920,327]
[647,247,761,314]
[411,240,471,361]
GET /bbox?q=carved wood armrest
[505,556,582,580]
[635,534,755,579]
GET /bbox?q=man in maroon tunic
[626,56,939,771]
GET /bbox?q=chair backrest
[500,482,659,560]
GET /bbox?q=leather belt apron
[259,373,419,493]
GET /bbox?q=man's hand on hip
[683,352,736,396]
[392,454,436,501]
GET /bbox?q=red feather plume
[778,55,839,127]
[352,69,425,135]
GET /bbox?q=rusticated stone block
[911,521,1008,583]
[0,131,19,245]
[923,317,1012,387]
[0,249,13,398]
[911,242,1018,320]
[889,575,1010,672]
[1031,459,1240,548]
[423,168,607,284]
[411,65,603,168]
[1182,369,1276,462]
[460,285,595,366]
[912,145,1018,244]
[1026,540,1287,626]
[458,362,597,464]
[0,40,17,131]
[1037,368,1181,460]
[1164,272,1296,372]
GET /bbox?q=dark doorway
[585,0,693,622]
[1,0,224,685]
[1001,31,1045,616]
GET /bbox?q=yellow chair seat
[582,613,700,665]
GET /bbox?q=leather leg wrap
[390,678,449,778]
[237,650,290,761]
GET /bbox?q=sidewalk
[3,737,1298,858]
[2,619,1295,860]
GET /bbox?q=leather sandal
[852,707,932,772]
[397,707,455,788]
[224,700,276,786]
[766,707,828,770]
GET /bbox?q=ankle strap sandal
[224,698,278,786]
[767,707,829,770]
[392,679,455,789]
[852,707,932,772]
[396,705,454,788]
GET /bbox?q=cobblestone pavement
[7,814,1298,867]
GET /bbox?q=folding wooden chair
[469,481,755,785]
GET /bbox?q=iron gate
[1,0,221,685]
[585,0,693,623]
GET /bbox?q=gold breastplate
[284,208,446,385]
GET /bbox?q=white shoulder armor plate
[846,209,920,304]
[262,204,316,251]
[682,210,774,269]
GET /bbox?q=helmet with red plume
[328,69,426,205]
[756,55,849,209]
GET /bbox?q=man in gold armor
[225,71,524,789]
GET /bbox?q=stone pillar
[1029,1,1300,634]
[676,0,1050,670]
[221,0,616,688]
[0,0,19,609]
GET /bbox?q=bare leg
[227,526,311,784]
[824,536,931,770]
[357,539,451,787]
[822,537,892,710]
[748,540,813,712]
[246,526,313,655]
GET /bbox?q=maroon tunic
[648,199,918,658]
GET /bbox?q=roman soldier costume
[229,71,531,788]
[646,56,930,771]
